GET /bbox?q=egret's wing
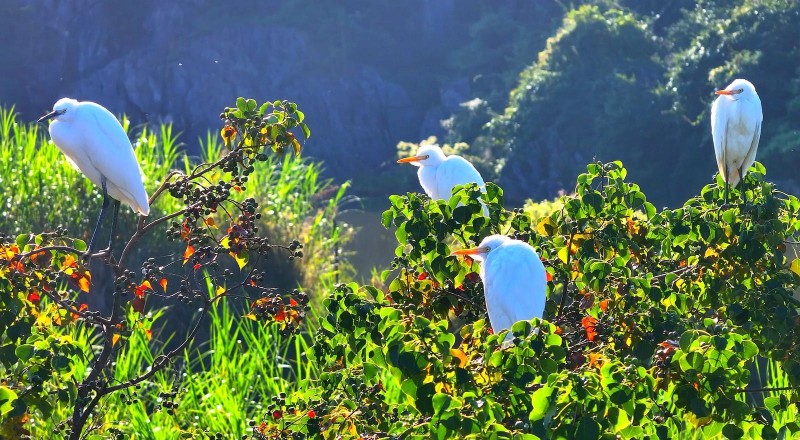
[436,156,486,200]
[483,243,546,335]
[82,105,150,214]
[741,122,761,177]
[710,98,728,179]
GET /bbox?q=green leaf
[15,234,27,248]
[73,239,87,252]
[14,344,33,361]
[0,386,18,416]
[51,355,71,370]
[236,97,247,112]
[575,416,600,440]
[722,423,744,439]
[299,122,311,140]
[246,98,257,111]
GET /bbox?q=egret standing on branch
[38,98,150,259]
[397,143,489,215]
[711,79,762,205]
[452,235,547,342]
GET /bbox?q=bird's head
[451,234,511,263]
[38,98,79,123]
[715,79,758,102]
[397,143,446,167]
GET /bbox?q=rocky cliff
[0,0,471,182]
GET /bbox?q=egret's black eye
[737,88,744,94]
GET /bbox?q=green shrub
[254,161,800,438]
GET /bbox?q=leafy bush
[252,161,800,438]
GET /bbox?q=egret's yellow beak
[451,246,488,257]
[397,154,429,164]
[715,89,736,96]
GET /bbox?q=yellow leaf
[537,217,558,237]
[449,348,467,368]
[557,246,569,264]
[704,247,719,259]
[215,285,225,296]
[791,259,800,277]
[230,250,249,270]
[292,138,302,155]
[204,217,218,229]
[244,313,257,321]
[112,334,120,346]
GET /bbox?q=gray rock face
[0,0,461,180]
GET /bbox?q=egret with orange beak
[452,235,547,341]
[711,79,762,205]
[398,143,488,215]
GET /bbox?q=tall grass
[0,105,350,437]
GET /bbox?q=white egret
[711,78,762,204]
[397,143,488,215]
[452,234,547,342]
[38,98,150,258]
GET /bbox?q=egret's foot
[81,251,93,263]
[96,247,112,261]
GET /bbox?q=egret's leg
[99,200,121,257]
[740,166,748,205]
[723,163,730,206]
[85,178,109,260]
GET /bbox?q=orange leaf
[61,254,77,270]
[546,271,553,282]
[112,334,120,346]
[159,278,168,292]
[599,299,609,312]
[582,316,598,342]
[449,348,468,368]
[588,352,604,368]
[204,217,217,229]
[71,303,88,320]
[144,328,153,341]
[233,185,242,193]
[181,219,191,241]
[183,245,195,264]
[274,307,286,322]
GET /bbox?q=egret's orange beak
[715,89,735,95]
[397,154,429,164]
[451,246,488,257]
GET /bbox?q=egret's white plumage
[453,235,547,341]
[39,98,150,258]
[398,144,488,214]
[42,98,150,215]
[710,79,762,200]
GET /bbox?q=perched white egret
[38,98,150,258]
[397,143,488,215]
[711,78,762,204]
[452,235,547,342]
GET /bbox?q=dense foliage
[481,0,800,206]
[251,161,800,438]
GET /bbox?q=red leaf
[289,298,298,307]
[132,296,145,315]
[272,410,282,420]
[135,280,152,298]
[193,263,201,271]
[274,307,286,322]
[417,272,428,280]
[27,291,40,304]
[546,271,553,282]
[307,410,316,419]
[159,278,168,292]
